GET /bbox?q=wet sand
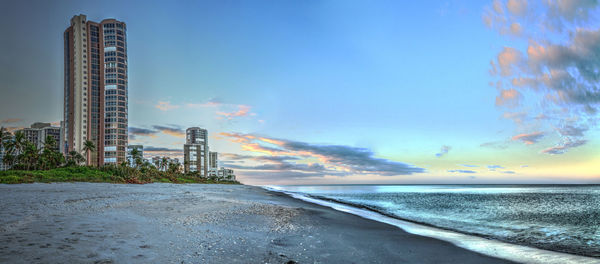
[0,183,514,263]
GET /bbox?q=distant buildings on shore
[182,127,235,180]
[1,14,236,181]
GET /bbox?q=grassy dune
[0,166,240,184]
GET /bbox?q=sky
[0,0,599,185]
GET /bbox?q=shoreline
[265,186,600,264]
[0,183,529,263]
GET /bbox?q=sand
[0,183,514,263]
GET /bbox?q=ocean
[266,184,600,262]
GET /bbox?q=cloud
[506,0,527,16]
[219,153,345,178]
[128,125,186,139]
[512,131,544,144]
[495,89,522,107]
[1,126,24,133]
[502,111,527,124]
[129,127,157,137]
[435,145,451,158]
[485,1,600,154]
[460,164,479,167]
[448,170,477,173]
[144,146,182,152]
[487,165,505,170]
[546,0,598,26]
[493,0,504,14]
[541,139,587,154]
[496,47,522,76]
[155,101,180,111]
[0,118,22,124]
[509,22,522,35]
[219,133,425,177]
[152,125,185,138]
[186,97,223,108]
[216,105,253,120]
[480,140,509,149]
[501,170,516,174]
[143,146,184,159]
[557,124,587,137]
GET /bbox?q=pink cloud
[497,47,522,76]
[0,118,22,124]
[512,131,544,144]
[155,101,180,111]
[507,0,527,16]
[217,105,253,120]
[495,89,522,107]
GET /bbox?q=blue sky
[1,0,599,184]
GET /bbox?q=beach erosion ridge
[0,182,597,264]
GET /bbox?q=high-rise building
[63,14,128,166]
[209,151,218,169]
[183,127,208,176]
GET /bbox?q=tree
[11,131,26,157]
[0,128,13,169]
[167,160,181,174]
[161,157,168,172]
[82,140,96,165]
[130,147,143,168]
[67,151,85,166]
[40,135,63,170]
[22,142,39,170]
[0,127,11,151]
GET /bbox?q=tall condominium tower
[63,14,128,165]
[184,127,209,176]
[209,151,218,169]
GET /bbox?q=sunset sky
[1,0,599,184]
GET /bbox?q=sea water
[266,185,600,260]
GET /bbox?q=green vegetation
[0,128,240,185]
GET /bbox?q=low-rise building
[17,123,63,153]
[208,167,236,181]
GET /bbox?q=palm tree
[0,127,12,169]
[161,157,168,171]
[0,127,11,151]
[130,148,142,168]
[22,142,39,170]
[82,140,96,165]
[40,136,62,170]
[12,131,26,157]
[43,135,56,151]
[67,151,85,166]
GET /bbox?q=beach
[0,183,513,264]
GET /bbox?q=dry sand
[0,183,514,263]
